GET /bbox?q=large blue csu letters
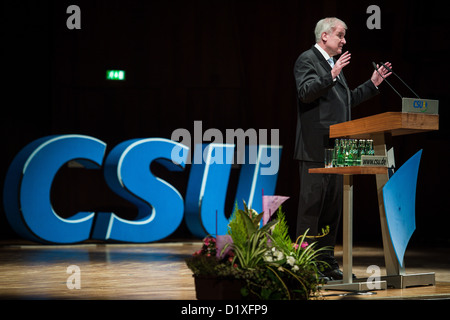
[3,135,107,243]
[3,135,281,244]
[93,138,188,242]
[184,144,282,238]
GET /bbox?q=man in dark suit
[293,17,391,280]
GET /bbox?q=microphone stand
[372,62,402,100]
[379,62,420,99]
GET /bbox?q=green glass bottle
[357,139,365,166]
[333,139,339,167]
[344,139,351,167]
[347,139,355,166]
[351,140,358,166]
[368,139,375,155]
[337,139,345,167]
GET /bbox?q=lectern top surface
[329,112,439,138]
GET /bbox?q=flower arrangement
[185,201,329,300]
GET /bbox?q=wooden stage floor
[0,241,449,300]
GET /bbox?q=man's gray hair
[314,17,347,43]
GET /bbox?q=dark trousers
[296,161,343,268]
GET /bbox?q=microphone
[372,62,402,100]
[379,62,420,99]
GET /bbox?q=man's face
[323,24,346,57]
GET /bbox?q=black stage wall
[2,0,449,246]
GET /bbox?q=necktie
[328,58,335,68]
[328,58,340,79]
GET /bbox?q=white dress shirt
[314,43,337,81]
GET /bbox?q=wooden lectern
[309,112,439,291]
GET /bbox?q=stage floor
[0,241,449,300]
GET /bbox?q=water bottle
[337,139,345,167]
[346,140,354,166]
[357,139,365,166]
[333,139,339,167]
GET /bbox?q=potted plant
[185,201,329,300]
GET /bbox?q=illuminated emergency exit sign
[106,70,125,81]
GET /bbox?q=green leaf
[259,219,278,233]
[240,287,249,297]
[237,209,257,236]
[252,211,264,226]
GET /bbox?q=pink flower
[292,241,308,250]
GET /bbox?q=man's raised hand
[331,51,351,79]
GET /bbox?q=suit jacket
[293,45,379,162]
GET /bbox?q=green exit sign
[106,70,125,81]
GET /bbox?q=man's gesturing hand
[371,62,393,87]
[331,51,351,79]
